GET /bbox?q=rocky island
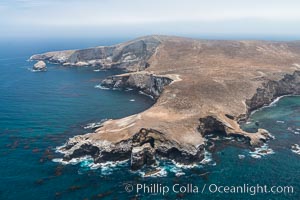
[33,60,47,71]
[30,35,300,170]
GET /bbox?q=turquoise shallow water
[0,39,299,200]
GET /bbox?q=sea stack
[33,61,47,71]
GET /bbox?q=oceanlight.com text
[124,183,294,196]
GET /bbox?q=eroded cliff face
[59,128,205,170]
[198,115,273,147]
[31,35,300,170]
[198,71,300,146]
[246,71,300,113]
[30,36,161,72]
[101,72,173,99]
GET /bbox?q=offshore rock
[33,61,47,71]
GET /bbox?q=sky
[1,0,300,39]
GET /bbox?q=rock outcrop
[246,71,300,113]
[101,72,173,99]
[131,143,156,170]
[33,61,47,71]
[32,35,300,170]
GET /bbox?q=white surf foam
[88,160,129,175]
[249,143,275,159]
[93,69,104,72]
[28,67,46,72]
[251,95,300,115]
[287,127,300,135]
[52,156,93,165]
[52,155,129,175]
[84,119,107,129]
[200,150,216,166]
[250,154,262,159]
[138,91,154,99]
[55,144,67,154]
[170,160,200,169]
[94,84,110,90]
[125,88,134,91]
[138,167,168,178]
[291,144,300,155]
[88,159,129,169]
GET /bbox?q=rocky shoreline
[100,72,173,99]
[30,36,160,71]
[31,35,300,170]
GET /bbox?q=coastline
[30,35,300,170]
[250,94,300,115]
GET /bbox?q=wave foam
[52,156,93,165]
[170,168,185,177]
[125,88,134,91]
[93,69,104,72]
[249,143,275,159]
[200,150,215,165]
[55,144,67,154]
[94,84,110,90]
[291,144,300,155]
[138,91,154,99]
[84,119,107,129]
[27,67,46,72]
[52,155,129,175]
[287,127,300,135]
[251,95,300,115]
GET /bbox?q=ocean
[0,38,299,200]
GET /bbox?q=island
[33,60,47,71]
[30,35,300,170]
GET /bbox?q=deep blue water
[0,38,299,200]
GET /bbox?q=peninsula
[30,35,300,170]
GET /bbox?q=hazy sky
[1,0,300,39]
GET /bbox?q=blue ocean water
[0,38,299,200]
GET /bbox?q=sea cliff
[31,35,300,170]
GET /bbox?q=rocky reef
[32,35,300,170]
